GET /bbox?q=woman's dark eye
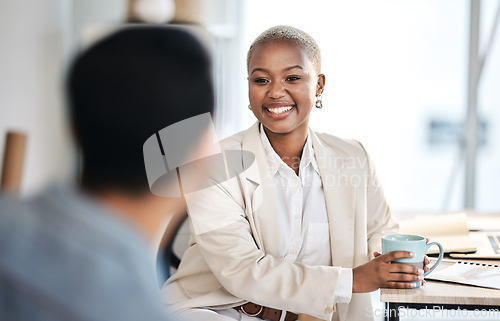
[286,76,301,82]
[253,78,269,83]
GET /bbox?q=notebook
[398,213,477,254]
[426,261,500,290]
[449,232,500,259]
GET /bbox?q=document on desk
[398,213,477,254]
[426,261,500,290]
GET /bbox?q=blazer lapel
[241,123,280,256]
[311,130,355,268]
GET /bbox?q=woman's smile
[264,102,296,119]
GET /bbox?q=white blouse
[259,124,352,304]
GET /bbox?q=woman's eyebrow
[250,65,303,75]
[283,65,303,72]
[250,68,269,75]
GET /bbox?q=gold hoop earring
[315,95,323,109]
[248,104,252,110]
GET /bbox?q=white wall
[0,0,71,196]
[0,0,127,196]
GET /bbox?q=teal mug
[382,234,444,288]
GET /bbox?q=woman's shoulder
[218,131,246,150]
[312,130,367,158]
[217,123,258,151]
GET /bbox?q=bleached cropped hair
[247,25,322,74]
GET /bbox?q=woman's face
[248,40,325,136]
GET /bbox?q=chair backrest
[1,131,27,195]
[156,209,188,284]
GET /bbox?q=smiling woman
[162,26,430,321]
[248,40,322,135]
[247,42,323,173]
[247,27,325,174]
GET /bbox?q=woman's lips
[263,103,295,119]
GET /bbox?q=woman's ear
[316,73,326,95]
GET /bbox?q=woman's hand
[374,252,431,273]
[352,251,424,293]
[372,251,431,286]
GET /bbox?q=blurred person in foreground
[0,26,214,321]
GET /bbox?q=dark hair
[67,26,214,195]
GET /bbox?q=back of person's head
[67,26,214,196]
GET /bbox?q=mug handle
[424,241,444,276]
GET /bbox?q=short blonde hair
[247,25,322,74]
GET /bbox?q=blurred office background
[1,0,499,214]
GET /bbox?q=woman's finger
[379,251,415,263]
[423,255,431,272]
[388,263,422,275]
[386,281,417,289]
[387,272,423,282]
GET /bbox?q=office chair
[156,208,188,285]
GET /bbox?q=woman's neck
[263,124,309,174]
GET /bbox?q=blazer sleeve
[358,142,399,255]
[184,176,342,320]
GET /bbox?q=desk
[381,212,500,320]
[380,260,500,321]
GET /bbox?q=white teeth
[268,106,293,114]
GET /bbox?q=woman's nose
[268,82,285,99]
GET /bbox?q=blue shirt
[0,185,172,321]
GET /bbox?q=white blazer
[163,122,398,321]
